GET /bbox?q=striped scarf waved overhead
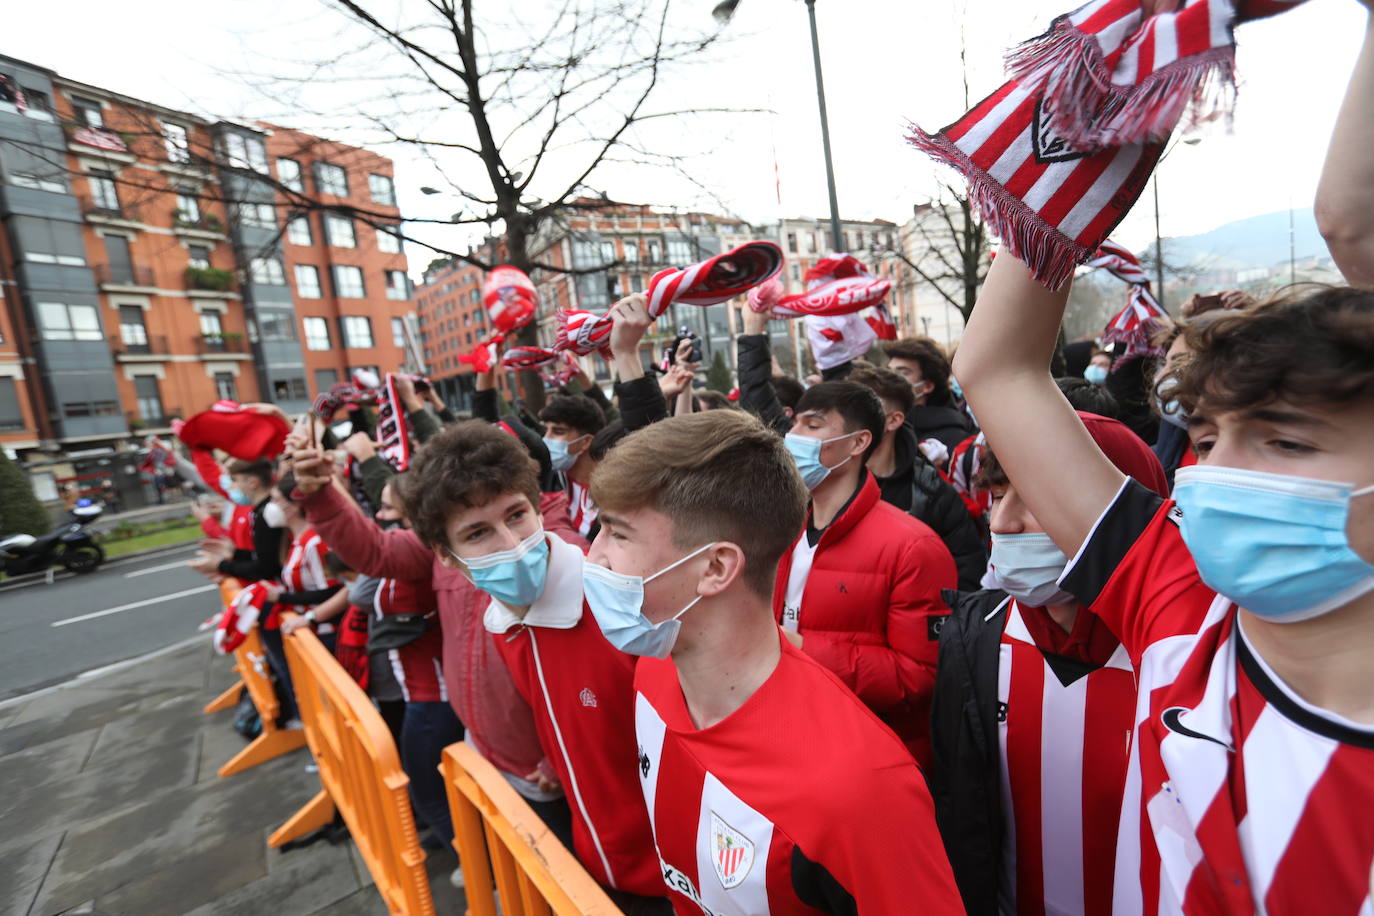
[1085,238,1170,361]
[909,0,1310,290]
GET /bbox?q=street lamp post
[714,0,844,250]
[1151,137,1201,313]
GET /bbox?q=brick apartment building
[0,54,416,508]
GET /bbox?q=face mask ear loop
[643,541,717,585]
[670,594,704,623]
[1353,483,1374,498]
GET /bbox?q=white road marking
[124,559,196,578]
[50,584,218,628]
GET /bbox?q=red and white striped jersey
[997,600,1136,916]
[373,575,446,704]
[568,479,598,539]
[1061,480,1374,916]
[635,636,963,916]
[273,527,336,630]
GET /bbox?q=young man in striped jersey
[585,409,963,916]
[955,52,1374,912]
[931,413,1168,916]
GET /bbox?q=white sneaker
[283,718,304,731]
[449,866,465,890]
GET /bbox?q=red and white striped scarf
[910,0,1308,290]
[1085,239,1170,360]
[746,254,891,319]
[1007,0,1309,151]
[483,266,538,335]
[555,241,783,356]
[500,345,559,371]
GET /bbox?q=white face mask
[263,501,288,529]
[987,532,1075,607]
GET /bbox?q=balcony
[194,333,249,356]
[126,409,182,432]
[65,124,136,163]
[109,333,169,358]
[94,263,157,290]
[79,193,146,229]
[173,211,227,239]
[185,265,236,293]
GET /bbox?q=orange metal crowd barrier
[202,577,308,777]
[271,628,435,916]
[442,741,625,916]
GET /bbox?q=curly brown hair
[590,410,807,597]
[1170,286,1374,417]
[401,421,541,549]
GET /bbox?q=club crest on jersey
[709,812,755,889]
[579,687,598,708]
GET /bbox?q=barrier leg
[268,789,337,848]
[217,727,307,778]
[203,678,244,714]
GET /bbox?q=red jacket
[486,532,659,897]
[773,471,956,768]
[302,485,585,779]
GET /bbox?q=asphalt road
[0,543,220,700]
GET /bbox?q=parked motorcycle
[0,500,106,576]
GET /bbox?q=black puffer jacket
[929,587,1011,916]
[874,424,987,591]
[735,333,791,435]
[907,404,975,460]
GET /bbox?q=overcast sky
[7,0,1368,266]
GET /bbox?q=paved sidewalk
[0,639,465,916]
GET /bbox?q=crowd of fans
[181,4,1374,913]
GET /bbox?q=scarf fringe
[1007,20,1238,149]
[907,126,1089,291]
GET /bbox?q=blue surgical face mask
[1084,364,1109,385]
[228,486,250,507]
[784,431,858,490]
[545,434,589,474]
[583,542,717,658]
[1172,465,1374,623]
[988,532,1076,607]
[450,528,550,608]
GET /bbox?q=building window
[287,215,312,245]
[214,371,237,401]
[332,265,364,298]
[630,274,644,293]
[237,202,275,228]
[11,171,66,193]
[257,310,296,341]
[187,244,211,270]
[198,311,223,338]
[250,257,286,285]
[368,174,396,206]
[316,162,348,196]
[272,377,308,400]
[666,237,694,265]
[118,305,148,351]
[787,232,798,254]
[88,168,120,211]
[294,264,322,298]
[133,375,163,421]
[303,316,331,350]
[175,190,200,224]
[0,378,22,430]
[341,316,373,349]
[277,158,303,192]
[163,122,190,164]
[376,226,401,253]
[646,239,662,263]
[222,133,267,172]
[391,317,406,347]
[385,270,408,300]
[314,368,339,394]
[805,232,817,254]
[38,302,102,341]
[600,241,615,264]
[326,215,355,248]
[72,95,103,128]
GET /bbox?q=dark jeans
[401,701,465,846]
[261,627,336,725]
[527,794,576,852]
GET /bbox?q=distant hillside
[1167,209,1325,271]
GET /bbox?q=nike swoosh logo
[1161,707,1233,750]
